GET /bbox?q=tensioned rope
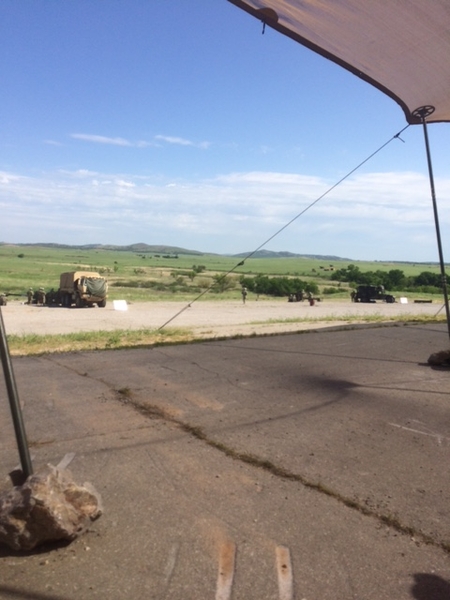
[158,123,410,331]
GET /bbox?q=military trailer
[354,285,395,303]
[58,271,108,308]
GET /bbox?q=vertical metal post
[0,306,33,479]
[412,106,450,341]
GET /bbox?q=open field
[1,245,447,355]
[0,244,445,300]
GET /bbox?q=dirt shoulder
[1,298,444,339]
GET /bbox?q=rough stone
[427,349,450,367]
[0,465,102,551]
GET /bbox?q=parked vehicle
[354,285,395,303]
[57,271,108,308]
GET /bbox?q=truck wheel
[75,294,83,308]
[97,299,106,308]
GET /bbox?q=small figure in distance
[241,286,248,305]
[35,287,46,305]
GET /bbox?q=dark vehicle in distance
[354,285,395,303]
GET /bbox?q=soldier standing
[241,286,248,305]
[27,288,33,304]
[36,288,46,305]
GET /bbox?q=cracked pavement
[1,322,450,599]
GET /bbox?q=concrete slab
[1,323,450,599]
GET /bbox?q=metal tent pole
[0,306,33,479]
[412,106,450,342]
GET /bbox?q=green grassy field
[0,243,445,302]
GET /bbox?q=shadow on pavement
[0,586,70,600]
[411,573,450,600]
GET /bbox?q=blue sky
[1,1,449,262]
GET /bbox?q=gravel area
[0,298,445,338]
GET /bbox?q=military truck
[354,285,395,303]
[58,271,108,308]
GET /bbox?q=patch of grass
[118,387,132,397]
[28,438,56,447]
[6,327,195,356]
[249,314,448,326]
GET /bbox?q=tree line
[239,274,318,297]
[330,264,448,292]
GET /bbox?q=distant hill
[0,242,439,265]
[0,242,349,260]
[232,250,351,261]
[0,242,205,256]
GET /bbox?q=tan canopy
[227,0,450,124]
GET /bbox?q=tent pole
[413,106,450,341]
[0,306,33,479]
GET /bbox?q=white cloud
[115,179,135,188]
[71,133,133,146]
[0,168,448,260]
[155,135,210,149]
[0,172,22,184]
[70,133,210,150]
[70,134,154,148]
[69,169,99,178]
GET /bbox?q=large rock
[428,349,450,367]
[0,465,102,551]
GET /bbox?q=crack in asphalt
[39,355,450,556]
[114,389,450,557]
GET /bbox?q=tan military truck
[58,271,108,308]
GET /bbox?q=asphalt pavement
[1,322,450,599]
